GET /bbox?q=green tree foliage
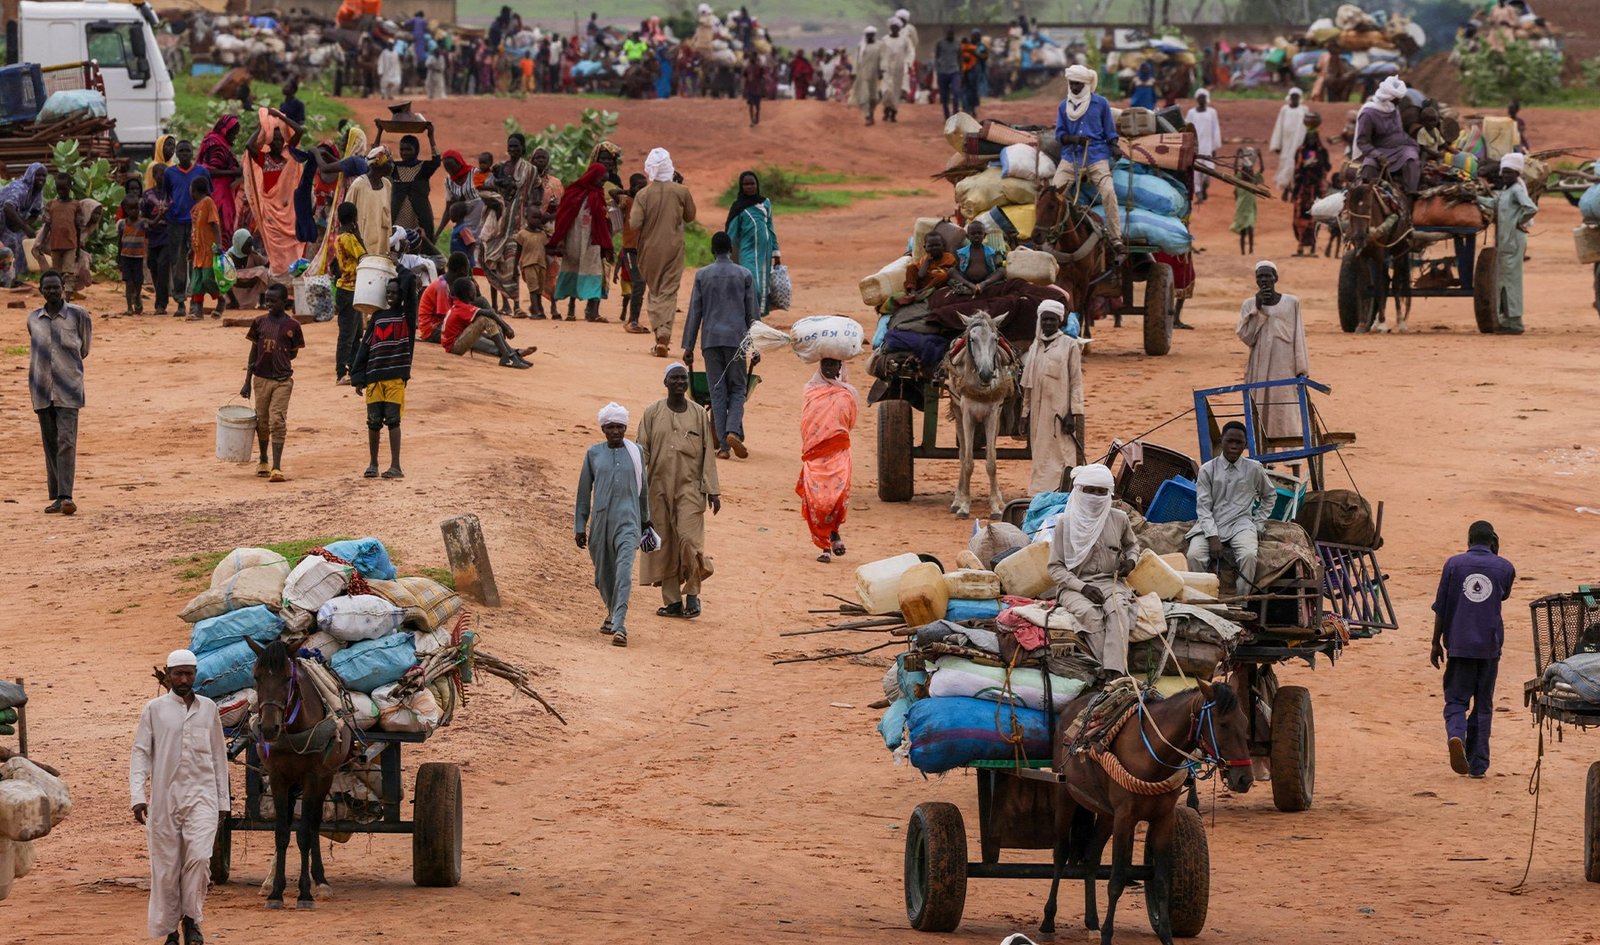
[504,109,620,183]
[1456,38,1561,106]
[46,139,125,277]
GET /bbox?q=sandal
[381,467,405,479]
[611,628,628,647]
[363,465,379,479]
[683,596,701,619]
[624,322,651,334]
[817,552,832,564]
[657,602,685,618]
[599,620,614,635]
[257,462,272,478]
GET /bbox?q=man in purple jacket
[1430,520,1516,778]
[1047,64,1123,253]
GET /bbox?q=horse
[1034,184,1114,331]
[1041,677,1253,945]
[1340,174,1413,332]
[941,309,1015,519]
[245,638,354,910]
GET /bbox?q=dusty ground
[2,93,1599,944]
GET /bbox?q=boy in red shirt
[418,252,472,344]
[439,275,532,369]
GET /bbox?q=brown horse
[246,638,354,910]
[1041,678,1253,945]
[1340,175,1412,332]
[1034,185,1114,330]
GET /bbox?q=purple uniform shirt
[1432,545,1515,660]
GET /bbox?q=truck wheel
[1158,805,1210,938]
[1473,247,1500,334]
[413,762,462,887]
[1143,263,1174,356]
[210,818,231,885]
[1270,686,1315,812]
[905,802,967,932]
[877,399,914,502]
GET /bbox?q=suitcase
[981,119,1041,147]
[1116,107,1159,138]
[1120,132,1197,172]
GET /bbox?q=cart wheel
[1270,686,1315,812]
[1472,248,1500,334]
[1336,253,1370,333]
[877,399,915,503]
[413,762,462,887]
[904,802,967,932]
[210,817,231,885]
[1585,762,1600,883]
[1143,263,1174,356]
[1146,804,1210,939]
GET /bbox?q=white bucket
[216,404,257,463]
[353,255,397,314]
[292,276,311,317]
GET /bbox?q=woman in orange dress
[796,358,858,563]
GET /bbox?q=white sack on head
[746,315,864,363]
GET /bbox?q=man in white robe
[850,27,884,124]
[1047,464,1141,681]
[1021,299,1085,494]
[1186,88,1223,202]
[1269,88,1308,194]
[1237,260,1309,443]
[130,649,230,945]
[880,19,914,122]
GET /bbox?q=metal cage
[1528,589,1600,677]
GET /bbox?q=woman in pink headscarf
[242,107,311,276]
[199,115,245,237]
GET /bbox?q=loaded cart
[904,761,1210,935]
[1522,589,1600,882]
[214,728,462,887]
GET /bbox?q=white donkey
[942,309,1018,518]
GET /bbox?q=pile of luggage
[867,513,1241,776]
[182,538,470,738]
[0,729,70,902]
[1296,3,1424,81]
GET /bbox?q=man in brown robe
[637,362,721,618]
[630,148,697,357]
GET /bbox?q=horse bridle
[1188,698,1253,771]
[1135,696,1251,777]
[251,660,302,755]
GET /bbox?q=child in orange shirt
[187,175,224,319]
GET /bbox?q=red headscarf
[549,162,612,251]
[442,149,471,183]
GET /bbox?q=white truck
[6,0,176,156]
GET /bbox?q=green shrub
[45,140,124,278]
[1456,38,1562,106]
[505,109,619,184]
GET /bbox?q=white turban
[1254,260,1278,276]
[665,360,688,379]
[644,147,675,182]
[167,649,198,668]
[1499,152,1526,174]
[599,402,630,426]
[895,7,910,20]
[863,25,877,35]
[1063,64,1098,121]
[1036,299,1065,319]
[888,16,903,27]
[1058,464,1116,571]
[1195,87,1210,100]
[1365,76,1406,114]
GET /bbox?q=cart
[1100,243,1180,356]
[873,360,1032,504]
[1337,223,1499,335]
[212,729,462,888]
[1522,589,1600,882]
[903,761,1211,935]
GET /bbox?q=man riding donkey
[1039,64,1126,261]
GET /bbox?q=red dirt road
[1,94,1598,944]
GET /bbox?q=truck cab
[12,0,176,156]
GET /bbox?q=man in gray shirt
[933,27,962,120]
[28,269,91,516]
[1185,421,1276,596]
[682,230,760,459]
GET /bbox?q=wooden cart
[874,365,1032,504]
[213,729,462,888]
[1337,224,1498,335]
[1522,588,1600,882]
[904,760,1210,935]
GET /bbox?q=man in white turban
[637,362,721,620]
[880,18,914,123]
[577,403,656,647]
[1269,88,1309,194]
[1046,64,1123,250]
[1355,75,1422,195]
[850,25,885,125]
[1475,152,1538,333]
[1020,298,1085,494]
[1185,88,1223,201]
[630,149,698,357]
[1047,463,1141,681]
[131,648,229,945]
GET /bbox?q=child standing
[616,172,648,333]
[116,194,148,315]
[332,201,366,383]
[1230,147,1262,257]
[39,173,82,294]
[350,277,415,479]
[187,175,223,319]
[242,283,305,482]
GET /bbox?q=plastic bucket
[353,255,397,314]
[216,404,257,463]
[292,276,311,317]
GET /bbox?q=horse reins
[1090,693,1248,795]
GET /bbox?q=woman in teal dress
[725,170,781,316]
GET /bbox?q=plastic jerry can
[897,562,950,626]
[855,553,923,615]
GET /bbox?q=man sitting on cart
[1045,64,1124,257]
[1185,421,1276,597]
[1047,463,1141,685]
[1354,76,1421,199]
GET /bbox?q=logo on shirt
[1462,573,1494,603]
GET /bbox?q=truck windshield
[86,22,151,81]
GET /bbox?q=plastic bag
[214,253,237,293]
[317,594,404,642]
[767,264,792,310]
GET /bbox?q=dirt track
[2,94,1598,944]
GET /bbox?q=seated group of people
[1042,422,1274,682]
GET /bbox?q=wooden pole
[440,514,501,607]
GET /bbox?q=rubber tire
[1585,762,1600,883]
[413,762,463,887]
[1473,247,1500,334]
[1152,804,1210,939]
[1270,686,1315,812]
[1336,252,1366,333]
[877,399,915,503]
[210,818,231,885]
[904,802,967,932]
[1143,263,1174,356]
